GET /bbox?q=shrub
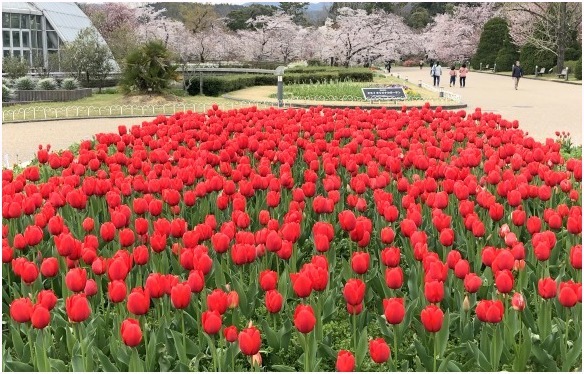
[121,40,178,94]
[2,84,13,102]
[472,18,510,70]
[494,38,519,72]
[519,43,556,75]
[186,69,373,97]
[2,56,29,79]
[38,78,58,90]
[561,60,579,76]
[15,76,37,90]
[61,78,80,90]
[307,59,325,66]
[575,57,582,80]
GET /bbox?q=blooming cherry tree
[422,3,498,63]
[319,7,418,67]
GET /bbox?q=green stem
[352,312,357,354]
[564,308,569,369]
[181,311,186,355]
[305,332,310,372]
[28,326,35,370]
[433,333,437,372]
[75,323,86,371]
[393,325,398,369]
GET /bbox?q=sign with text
[362,87,406,100]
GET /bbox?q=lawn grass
[1,91,254,122]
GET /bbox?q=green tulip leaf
[562,333,582,372]
[96,348,119,372]
[128,348,144,372]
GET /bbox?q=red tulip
[538,277,557,299]
[495,270,514,294]
[40,257,59,278]
[223,325,238,342]
[259,270,278,291]
[37,290,57,310]
[207,289,228,315]
[187,270,205,293]
[21,261,39,284]
[265,290,283,313]
[570,245,582,269]
[424,280,444,304]
[10,297,33,323]
[202,310,222,335]
[351,251,370,274]
[108,280,127,303]
[66,294,91,322]
[420,304,444,332]
[558,282,579,307]
[127,288,150,315]
[464,273,482,293]
[382,298,405,324]
[121,318,142,347]
[384,267,403,289]
[291,272,312,298]
[369,338,391,364]
[84,279,98,297]
[171,282,191,309]
[339,210,357,231]
[476,300,504,323]
[65,267,87,293]
[145,273,166,299]
[293,304,316,334]
[380,227,395,244]
[336,350,355,372]
[343,278,366,306]
[238,326,261,356]
[31,305,51,329]
[381,247,400,267]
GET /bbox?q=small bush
[402,59,419,67]
[561,60,579,76]
[15,76,38,90]
[575,57,582,80]
[307,59,325,66]
[38,78,58,90]
[61,78,80,90]
[97,87,119,94]
[2,84,13,102]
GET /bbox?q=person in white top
[432,62,443,87]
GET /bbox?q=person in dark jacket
[511,61,524,90]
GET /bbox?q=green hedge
[187,69,374,97]
[575,57,582,80]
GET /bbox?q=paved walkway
[2,68,582,166]
[2,117,155,167]
[391,66,582,145]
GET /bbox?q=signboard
[361,87,406,100]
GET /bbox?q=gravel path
[2,68,581,166]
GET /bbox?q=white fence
[419,82,462,103]
[1,102,289,123]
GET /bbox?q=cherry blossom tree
[421,3,498,63]
[318,7,418,67]
[234,11,305,63]
[504,2,582,72]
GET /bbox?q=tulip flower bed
[2,103,582,372]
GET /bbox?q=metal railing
[1,101,293,123]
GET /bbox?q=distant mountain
[241,2,333,12]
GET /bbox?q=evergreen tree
[471,17,509,69]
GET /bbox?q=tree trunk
[556,2,567,72]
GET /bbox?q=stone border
[221,94,468,110]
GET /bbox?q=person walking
[419,59,424,70]
[511,61,524,90]
[459,64,468,87]
[430,62,437,86]
[434,62,442,87]
[449,65,457,87]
